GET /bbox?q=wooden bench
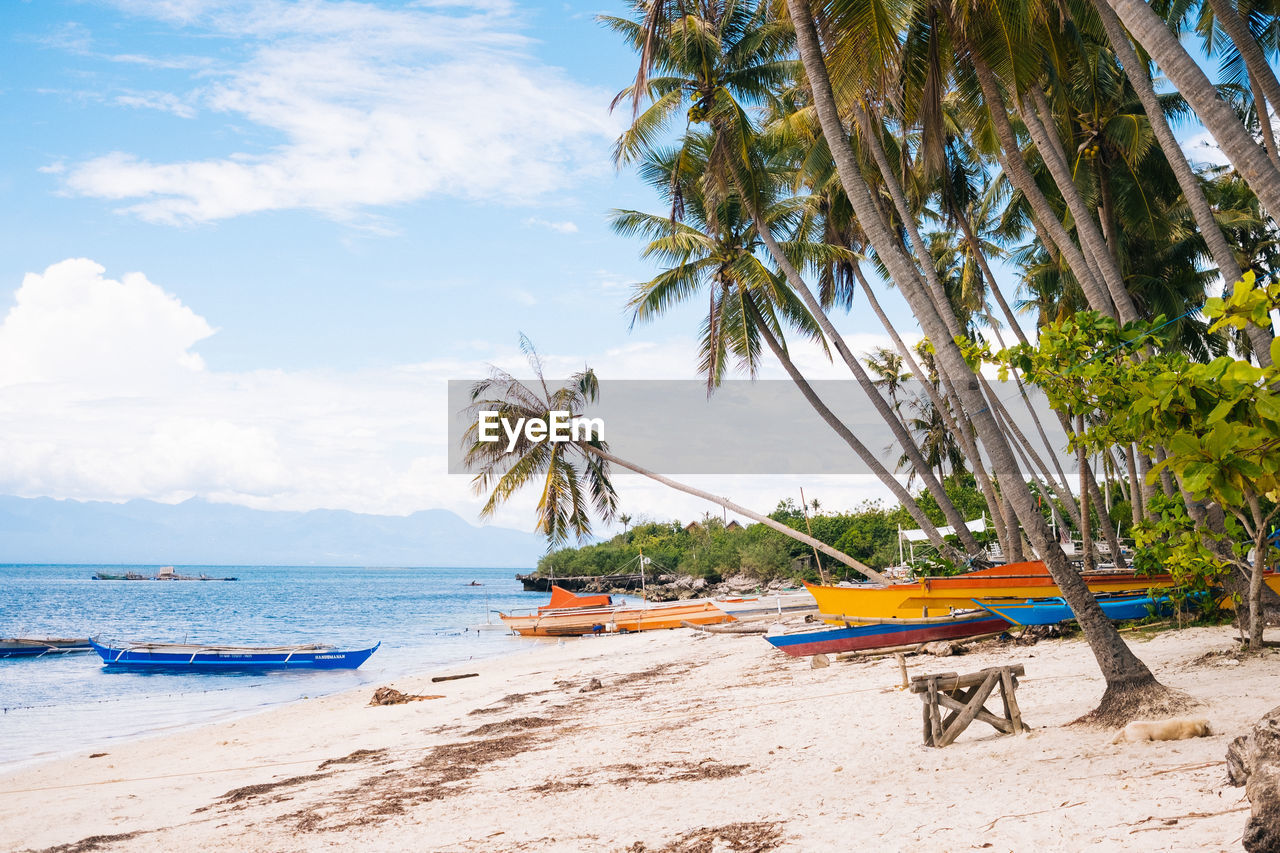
[909,664,1028,747]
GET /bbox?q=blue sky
[2,0,673,370]
[0,0,934,530]
[0,0,1234,532]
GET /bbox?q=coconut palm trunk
[463,349,893,585]
[582,444,890,583]
[1091,0,1274,365]
[978,374,1067,507]
[1077,414,1098,570]
[1105,0,1280,215]
[1020,88,1138,323]
[849,101,963,339]
[737,288,963,558]
[967,53,1119,319]
[959,217,1097,539]
[1125,444,1144,525]
[1083,452,1126,567]
[1205,0,1280,152]
[853,264,1017,558]
[976,294,1088,534]
[788,0,1173,717]
[748,208,984,555]
[1251,76,1280,173]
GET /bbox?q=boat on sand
[805,561,1184,621]
[972,591,1203,626]
[764,611,1010,657]
[499,585,733,637]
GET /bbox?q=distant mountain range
[0,495,544,568]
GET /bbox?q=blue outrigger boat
[972,593,1177,626]
[764,611,1010,657]
[0,637,93,658]
[90,640,380,670]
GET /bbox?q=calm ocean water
[0,564,552,769]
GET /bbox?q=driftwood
[680,620,770,634]
[431,673,479,683]
[1227,704,1280,852]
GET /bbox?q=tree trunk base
[1071,678,1201,728]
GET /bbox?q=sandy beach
[1,624,1271,852]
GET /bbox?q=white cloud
[524,217,579,234]
[0,259,925,530]
[0,259,214,390]
[1181,129,1232,169]
[59,0,620,224]
[114,91,198,119]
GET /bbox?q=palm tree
[612,138,969,557]
[462,337,891,583]
[1104,0,1280,215]
[786,0,1180,722]
[1088,0,1274,364]
[1197,0,1280,171]
[620,513,633,535]
[606,0,983,556]
[864,347,912,418]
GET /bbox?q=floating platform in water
[93,567,238,581]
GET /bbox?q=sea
[0,564,557,770]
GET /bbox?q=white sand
[0,625,1271,852]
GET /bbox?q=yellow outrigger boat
[807,561,1187,622]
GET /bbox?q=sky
[0,0,1232,536]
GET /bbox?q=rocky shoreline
[524,571,802,602]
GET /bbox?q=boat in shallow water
[764,611,1010,657]
[499,585,734,637]
[0,637,93,658]
[90,640,380,670]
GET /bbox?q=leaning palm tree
[607,0,984,557]
[1103,0,1280,214]
[785,0,1184,722]
[462,337,891,583]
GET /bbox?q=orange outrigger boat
[806,561,1187,622]
[499,585,734,637]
